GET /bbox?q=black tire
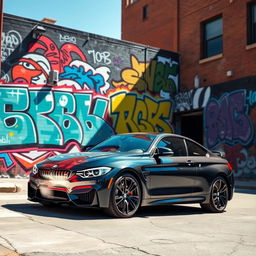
[105,173,141,218]
[201,176,229,213]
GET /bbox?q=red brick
[122,0,256,91]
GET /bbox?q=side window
[157,137,187,156]
[186,140,207,156]
[247,2,256,45]
[201,16,223,59]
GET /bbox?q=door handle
[186,160,193,166]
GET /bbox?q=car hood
[37,151,146,170]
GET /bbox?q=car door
[145,136,197,201]
[184,139,217,196]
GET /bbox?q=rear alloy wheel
[201,177,229,213]
[106,173,141,218]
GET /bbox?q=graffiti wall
[175,77,256,182]
[0,14,179,177]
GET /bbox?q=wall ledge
[246,43,256,50]
[199,53,223,64]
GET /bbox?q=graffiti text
[205,90,253,148]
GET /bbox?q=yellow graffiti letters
[110,92,173,133]
[113,55,150,91]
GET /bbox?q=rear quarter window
[186,140,208,156]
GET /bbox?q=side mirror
[212,150,226,158]
[156,147,174,156]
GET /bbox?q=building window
[202,16,223,59]
[248,2,256,45]
[143,5,148,20]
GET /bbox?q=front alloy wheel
[201,177,229,213]
[106,173,141,218]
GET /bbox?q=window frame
[185,139,208,157]
[201,15,223,59]
[247,1,256,45]
[156,136,187,157]
[143,5,149,20]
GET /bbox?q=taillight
[227,162,233,171]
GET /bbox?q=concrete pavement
[0,187,255,256]
[0,178,26,193]
[0,245,20,256]
[0,178,256,256]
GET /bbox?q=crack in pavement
[24,214,161,256]
[148,219,216,239]
[227,236,245,256]
[148,218,255,245]
[0,234,19,254]
[148,219,256,254]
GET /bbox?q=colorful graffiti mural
[0,84,174,176]
[2,15,255,183]
[175,87,211,112]
[205,90,253,148]
[204,89,256,180]
[113,55,178,99]
[175,85,256,181]
[111,91,173,133]
[1,16,178,177]
[1,30,22,62]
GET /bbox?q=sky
[3,0,122,39]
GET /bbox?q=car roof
[118,132,186,139]
[118,132,210,151]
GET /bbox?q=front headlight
[32,165,38,175]
[76,167,111,178]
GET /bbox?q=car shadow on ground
[2,202,206,220]
[235,188,256,195]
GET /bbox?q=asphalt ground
[0,178,255,256]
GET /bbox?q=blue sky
[3,0,121,39]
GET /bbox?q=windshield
[89,134,156,153]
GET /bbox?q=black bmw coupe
[28,133,234,217]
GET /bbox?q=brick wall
[180,0,256,91]
[121,0,178,51]
[122,0,256,91]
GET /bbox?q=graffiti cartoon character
[12,53,51,85]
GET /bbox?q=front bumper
[28,177,110,207]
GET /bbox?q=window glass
[207,37,223,57]
[143,5,148,20]
[157,137,187,156]
[248,2,256,44]
[90,134,156,153]
[205,18,222,39]
[253,4,256,22]
[202,16,223,58]
[186,140,207,157]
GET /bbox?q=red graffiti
[28,35,87,73]
[11,36,87,85]
[224,144,244,171]
[11,56,50,84]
